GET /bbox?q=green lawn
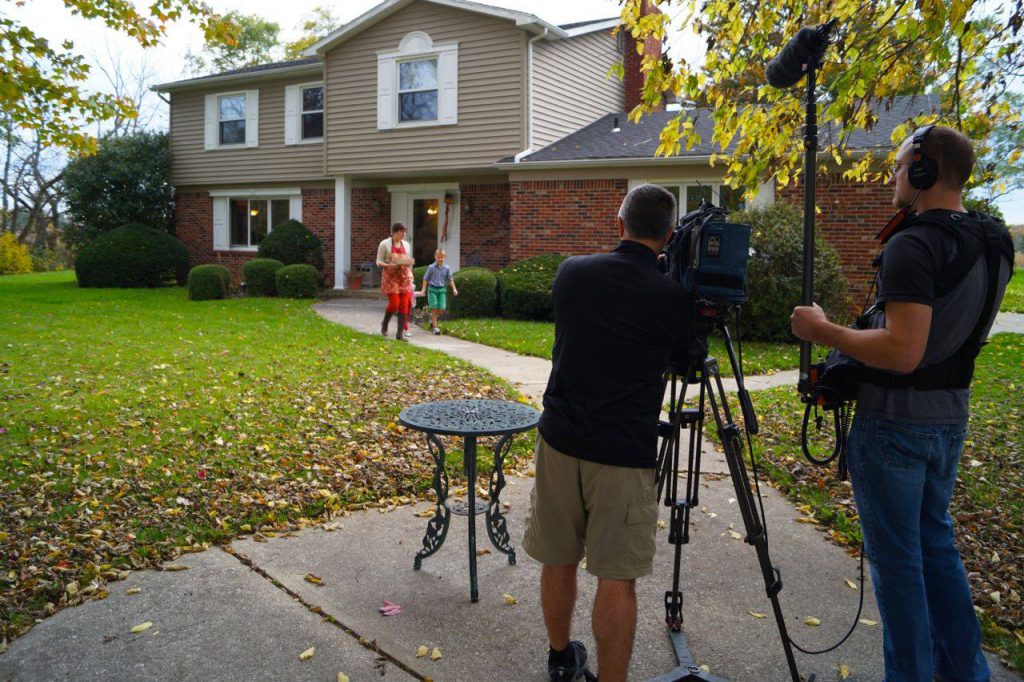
[441,317,799,377]
[0,272,530,644]
[1001,270,1023,313]
[742,333,1023,670]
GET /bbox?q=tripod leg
[702,358,803,682]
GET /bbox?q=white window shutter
[438,47,458,125]
[245,89,259,147]
[377,56,395,130]
[289,195,302,221]
[204,95,217,150]
[212,197,229,250]
[284,85,299,145]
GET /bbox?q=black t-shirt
[856,209,1011,423]
[538,240,693,468]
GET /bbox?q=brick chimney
[622,0,664,112]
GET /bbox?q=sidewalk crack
[219,545,424,681]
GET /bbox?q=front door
[411,197,439,267]
[389,187,460,271]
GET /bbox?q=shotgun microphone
[766,19,838,88]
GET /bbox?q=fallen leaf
[748,611,767,618]
[859,618,878,626]
[379,600,402,616]
[163,565,188,572]
[416,645,429,658]
[1014,630,1024,647]
[844,579,858,590]
[126,588,141,595]
[431,647,442,660]
[839,663,850,679]
[304,573,323,585]
[804,617,821,626]
[502,593,517,605]
[338,674,350,682]
[130,621,153,633]
[657,520,667,529]
[299,647,315,660]
[728,530,743,540]
[795,517,818,524]
[476,548,491,556]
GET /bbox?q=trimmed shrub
[0,233,32,274]
[498,253,569,321]
[188,264,230,301]
[276,263,319,298]
[730,203,850,341]
[450,267,498,318]
[74,223,189,288]
[257,220,323,272]
[243,258,284,296]
[30,247,69,272]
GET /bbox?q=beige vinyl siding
[532,31,622,150]
[168,73,328,186]
[324,2,525,175]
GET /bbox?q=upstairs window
[301,85,324,139]
[398,59,438,122]
[205,90,259,150]
[285,82,324,145]
[377,32,457,130]
[219,94,246,145]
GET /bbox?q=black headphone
[907,124,938,190]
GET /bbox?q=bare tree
[0,113,66,252]
[91,44,163,137]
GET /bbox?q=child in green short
[420,249,458,335]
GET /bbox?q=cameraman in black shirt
[523,184,692,682]
[792,126,1012,682]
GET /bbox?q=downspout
[516,27,548,162]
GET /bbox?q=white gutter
[514,27,549,163]
[494,147,883,171]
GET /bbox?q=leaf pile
[0,273,532,647]
[743,334,1023,669]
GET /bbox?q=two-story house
[156,0,936,304]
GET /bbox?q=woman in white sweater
[376,223,414,340]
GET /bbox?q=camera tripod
[648,309,812,682]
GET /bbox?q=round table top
[399,399,540,437]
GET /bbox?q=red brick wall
[509,179,628,260]
[173,189,335,285]
[301,188,335,286]
[623,1,663,113]
[459,183,510,269]
[351,187,391,274]
[778,174,893,307]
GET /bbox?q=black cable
[789,544,868,655]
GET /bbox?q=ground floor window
[658,183,745,216]
[229,198,290,247]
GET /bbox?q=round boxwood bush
[188,264,231,301]
[257,219,323,272]
[75,223,189,288]
[730,202,850,341]
[243,258,284,296]
[498,253,568,321]
[450,267,498,318]
[276,263,319,298]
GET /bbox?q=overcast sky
[10,0,1023,222]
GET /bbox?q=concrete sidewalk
[2,299,1019,682]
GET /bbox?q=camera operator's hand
[791,303,828,343]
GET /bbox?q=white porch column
[334,176,351,289]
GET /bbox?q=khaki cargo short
[522,435,659,580]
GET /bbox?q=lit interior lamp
[426,206,438,216]
[250,207,260,217]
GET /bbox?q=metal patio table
[399,399,540,602]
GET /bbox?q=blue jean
[847,415,990,682]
